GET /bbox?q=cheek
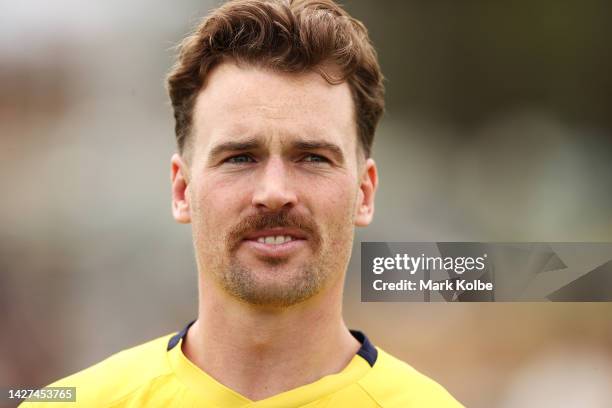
[312,176,358,232]
[190,176,248,238]
[312,180,358,269]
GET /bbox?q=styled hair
[166,0,384,157]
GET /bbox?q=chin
[222,259,325,308]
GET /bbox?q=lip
[241,228,308,258]
[241,238,307,258]
[242,227,308,241]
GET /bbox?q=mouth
[241,228,308,258]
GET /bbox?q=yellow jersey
[21,322,463,407]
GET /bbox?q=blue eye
[225,154,255,164]
[303,154,330,163]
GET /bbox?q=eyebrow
[292,140,345,163]
[208,138,261,160]
[207,137,346,164]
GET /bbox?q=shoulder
[358,348,464,408]
[20,333,176,408]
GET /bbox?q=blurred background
[1,0,611,407]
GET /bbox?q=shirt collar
[167,320,378,367]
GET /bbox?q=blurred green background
[1,1,611,407]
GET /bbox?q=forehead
[191,61,357,154]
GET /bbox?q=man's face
[171,61,377,307]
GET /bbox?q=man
[23,0,462,406]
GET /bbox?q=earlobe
[171,153,191,224]
[355,158,378,227]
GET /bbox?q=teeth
[257,235,294,245]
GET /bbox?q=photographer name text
[372,279,493,292]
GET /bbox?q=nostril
[251,186,298,210]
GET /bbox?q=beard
[222,256,324,307]
[206,210,344,308]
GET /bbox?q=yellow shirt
[21,323,463,407]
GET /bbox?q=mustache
[227,211,321,250]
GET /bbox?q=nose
[251,156,298,211]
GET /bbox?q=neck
[182,277,360,401]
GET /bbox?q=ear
[354,158,378,227]
[171,153,191,224]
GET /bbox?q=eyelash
[225,154,256,164]
[302,154,330,164]
[223,154,330,165]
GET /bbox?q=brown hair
[166,0,384,158]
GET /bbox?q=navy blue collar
[349,329,378,367]
[167,320,378,367]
